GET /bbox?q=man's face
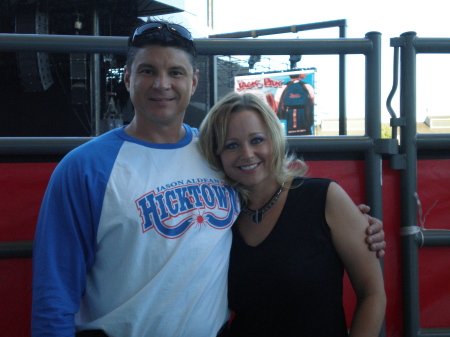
[124,45,199,128]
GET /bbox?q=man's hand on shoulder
[357,204,386,259]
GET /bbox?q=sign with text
[235,69,316,135]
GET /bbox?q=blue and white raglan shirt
[31,125,240,337]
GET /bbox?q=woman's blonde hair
[199,92,307,204]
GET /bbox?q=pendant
[252,210,263,224]
[243,182,285,224]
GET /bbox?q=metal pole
[196,38,372,56]
[91,6,101,137]
[0,137,92,155]
[414,37,450,53]
[417,133,450,149]
[209,55,218,107]
[0,241,33,259]
[0,33,128,54]
[364,32,383,219]
[399,31,421,337]
[287,136,372,152]
[208,19,347,38]
[0,34,373,56]
[339,23,347,135]
[420,230,450,247]
[364,31,385,337]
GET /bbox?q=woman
[199,92,386,337]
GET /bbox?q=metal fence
[390,31,450,337]
[1,30,449,336]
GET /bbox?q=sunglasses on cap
[131,23,193,43]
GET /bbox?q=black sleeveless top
[228,178,348,337]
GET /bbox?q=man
[32,21,385,337]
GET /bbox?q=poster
[234,69,316,136]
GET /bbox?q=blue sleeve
[190,125,199,137]
[31,135,120,336]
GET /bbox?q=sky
[164,0,450,123]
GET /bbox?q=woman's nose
[240,144,254,160]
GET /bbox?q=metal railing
[3,28,450,337]
[390,31,450,337]
[0,31,384,335]
[0,32,384,225]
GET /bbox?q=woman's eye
[251,137,263,144]
[225,142,238,150]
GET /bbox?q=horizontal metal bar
[419,327,450,337]
[0,241,33,259]
[422,230,450,247]
[0,137,93,155]
[197,38,372,55]
[0,34,128,55]
[1,134,447,156]
[415,37,450,54]
[416,134,450,150]
[0,136,374,156]
[209,19,347,38]
[6,231,443,260]
[287,136,373,153]
[0,33,373,56]
[391,35,450,55]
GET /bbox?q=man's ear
[123,65,131,92]
[191,69,199,96]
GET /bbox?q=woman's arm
[325,182,386,337]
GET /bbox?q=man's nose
[153,74,170,90]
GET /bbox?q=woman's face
[219,109,275,191]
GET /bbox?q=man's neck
[124,120,186,144]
